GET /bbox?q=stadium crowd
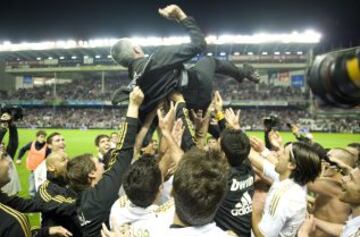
[0,4,359,237]
[0,77,307,102]
[14,107,358,133]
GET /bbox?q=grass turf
[5,128,359,227]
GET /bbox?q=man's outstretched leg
[212,58,260,83]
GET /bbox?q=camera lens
[308,49,360,107]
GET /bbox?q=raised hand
[250,136,266,153]
[213,90,223,113]
[224,108,241,130]
[158,4,187,22]
[129,86,144,107]
[268,130,283,151]
[157,102,176,133]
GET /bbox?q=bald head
[111,38,145,67]
[46,151,69,177]
[328,148,356,168]
[111,39,135,67]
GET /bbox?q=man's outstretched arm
[150,5,207,70]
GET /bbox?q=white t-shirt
[133,222,236,237]
[110,195,160,229]
[258,160,307,237]
[341,215,360,237]
[34,160,47,191]
[159,175,173,205]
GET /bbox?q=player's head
[339,167,360,206]
[173,148,228,226]
[47,132,65,152]
[123,157,162,208]
[46,151,69,178]
[220,128,251,167]
[275,142,321,186]
[111,38,144,67]
[94,134,111,155]
[67,153,104,192]
[36,130,47,143]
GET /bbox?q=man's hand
[268,130,283,151]
[127,86,144,118]
[225,108,240,130]
[191,109,210,133]
[0,113,11,122]
[48,226,73,237]
[101,223,131,237]
[157,102,176,133]
[250,137,266,153]
[169,91,185,103]
[129,86,144,107]
[158,4,187,22]
[298,214,315,237]
[0,113,11,128]
[213,90,223,113]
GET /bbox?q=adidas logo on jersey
[231,192,253,216]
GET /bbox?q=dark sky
[0,0,359,47]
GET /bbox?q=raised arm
[149,5,206,70]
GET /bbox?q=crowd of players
[0,4,359,237]
[1,86,360,237]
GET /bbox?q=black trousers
[183,56,242,110]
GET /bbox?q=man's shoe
[243,63,260,83]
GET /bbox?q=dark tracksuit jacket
[74,117,138,237]
[0,190,73,237]
[35,172,81,236]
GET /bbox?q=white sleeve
[34,160,47,191]
[259,191,306,237]
[258,196,287,237]
[159,176,173,205]
[262,159,280,182]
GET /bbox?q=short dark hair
[46,132,61,144]
[289,142,322,186]
[310,142,328,160]
[123,157,162,208]
[173,148,228,226]
[110,39,135,67]
[36,130,47,137]
[94,134,110,147]
[220,128,250,167]
[67,153,96,192]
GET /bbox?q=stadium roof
[0,30,320,52]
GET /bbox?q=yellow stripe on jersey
[0,203,31,237]
[39,180,75,203]
[107,122,128,170]
[269,183,292,216]
[183,108,196,141]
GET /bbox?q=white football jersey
[258,160,307,237]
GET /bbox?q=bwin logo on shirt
[231,192,252,216]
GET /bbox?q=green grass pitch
[5,129,359,227]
